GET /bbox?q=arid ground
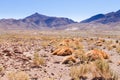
[0,30,120,80]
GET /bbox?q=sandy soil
[0,30,120,80]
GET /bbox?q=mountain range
[1,10,120,30]
[81,10,120,24]
[65,9,120,31]
[0,13,75,30]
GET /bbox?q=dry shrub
[70,64,90,80]
[33,52,45,66]
[74,42,83,50]
[73,49,90,65]
[58,38,82,49]
[85,49,109,61]
[105,40,114,50]
[107,45,113,51]
[52,46,73,56]
[7,71,16,80]
[62,55,76,64]
[69,39,82,49]
[70,41,88,63]
[0,65,4,72]
[59,39,70,46]
[107,40,113,45]
[74,49,85,57]
[106,44,117,51]
[41,41,50,48]
[70,60,118,80]
[94,38,105,46]
[111,44,117,48]
[7,71,30,80]
[116,45,120,54]
[43,78,54,80]
[52,38,84,56]
[93,59,118,80]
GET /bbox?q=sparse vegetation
[33,52,45,66]
[43,78,55,80]
[0,65,4,72]
[0,31,119,80]
[7,71,30,80]
[93,59,118,80]
[70,64,89,80]
[70,59,118,80]
[116,45,120,54]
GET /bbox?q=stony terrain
[0,30,120,80]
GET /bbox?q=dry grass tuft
[116,45,120,54]
[93,59,118,80]
[33,52,45,66]
[43,78,54,80]
[0,65,4,72]
[70,64,89,80]
[70,59,118,80]
[7,71,30,80]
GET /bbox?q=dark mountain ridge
[81,14,105,23]
[81,9,120,24]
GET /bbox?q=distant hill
[0,13,75,30]
[81,10,120,24]
[81,14,105,23]
[63,9,120,31]
[1,10,120,31]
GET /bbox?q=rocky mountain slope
[0,13,75,30]
[65,9,120,31]
[81,10,120,24]
[1,9,120,30]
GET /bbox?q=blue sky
[0,0,120,21]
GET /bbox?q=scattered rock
[13,47,23,54]
[2,48,13,54]
[23,52,33,59]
